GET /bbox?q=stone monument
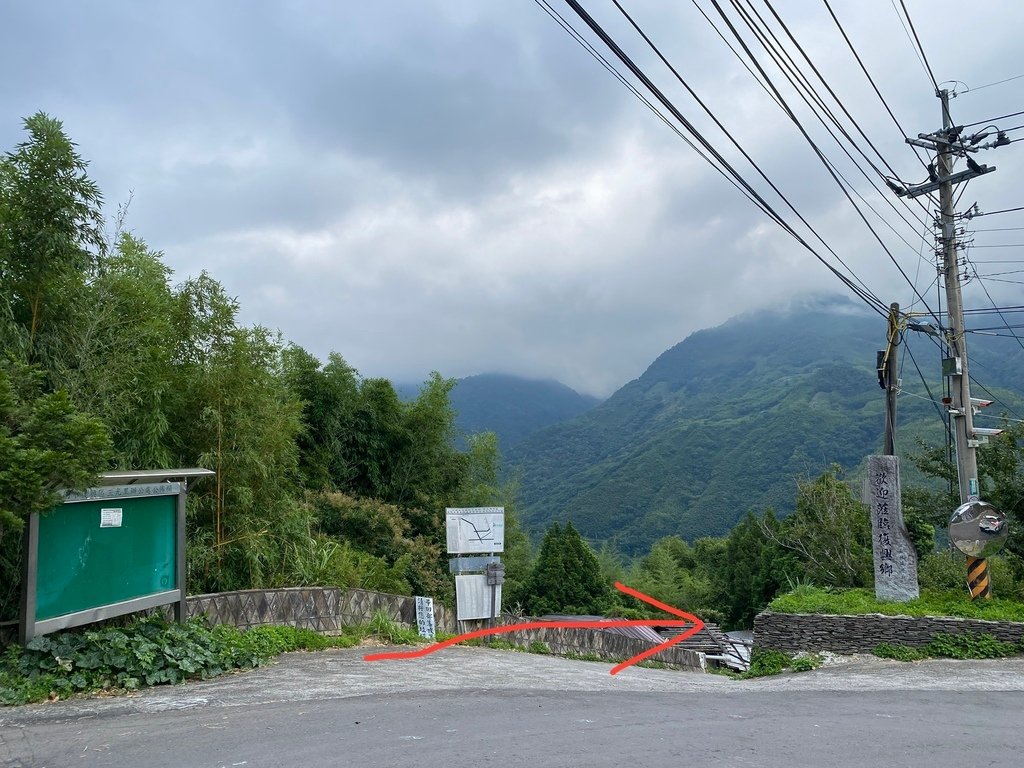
[866,455,919,601]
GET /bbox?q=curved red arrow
[363,581,704,675]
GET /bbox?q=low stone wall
[183,587,455,635]
[185,587,345,632]
[754,610,1024,653]
[499,623,706,672]
[339,588,455,634]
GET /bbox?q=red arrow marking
[363,581,704,675]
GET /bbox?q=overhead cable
[560,0,887,314]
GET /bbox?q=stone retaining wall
[754,610,1024,653]
[499,623,706,672]
[183,587,456,635]
[4,588,705,672]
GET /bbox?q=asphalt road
[3,647,1024,768]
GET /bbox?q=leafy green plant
[873,633,1021,662]
[741,649,792,678]
[486,638,518,651]
[0,615,423,707]
[925,633,1019,660]
[789,653,823,672]
[872,643,926,662]
[528,641,550,655]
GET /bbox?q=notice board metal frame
[19,469,213,644]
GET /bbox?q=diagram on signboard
[459,516,494,545]
[445,507,504,553]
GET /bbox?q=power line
[822,0,931,172]
[971,268,1024,351]
[963,110,1024,128]
[970,205,1024,218]
[697,0,939,320]
[902,340,947,426]
[561,0,887,314]
[964,305,1024,314]
[963,73,1024,94]
[888,0,934,90]
[747,0,935,234]
[532,1,798,218]
[895,0,940,92]
[967,375,1024,423]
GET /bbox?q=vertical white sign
[415,596,436,640]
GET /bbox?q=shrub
[742,649,791,678]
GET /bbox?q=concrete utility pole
[934,92,979,493]
[936,89,988,598]
[897,88,1002,598]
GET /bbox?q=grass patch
[769,588,1024,623]
[367,610,422,645]
[1,613,423,707]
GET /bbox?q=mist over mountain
[506,298,1024,554]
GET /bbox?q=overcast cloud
[2,1,1022,396]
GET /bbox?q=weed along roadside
[0,611,425,706]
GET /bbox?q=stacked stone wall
[754,610,1024,653]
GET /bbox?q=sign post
[446,507,505,624]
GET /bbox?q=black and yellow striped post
[966,556,992,600]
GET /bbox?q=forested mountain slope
[450,373,600,448]
[508,299,1024,554]
[399,373,600,449]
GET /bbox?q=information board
[445,507,504,554]
[18,477,205,644]
[35,491,177,621]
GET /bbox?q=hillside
[397,374,600,449]
[507,299,1024,554]
[450,374,600,449]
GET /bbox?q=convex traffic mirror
[948,500,1009,558]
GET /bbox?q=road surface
[2,646,1023,767]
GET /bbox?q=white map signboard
[445,507,504,554]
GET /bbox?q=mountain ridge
[506,300,1024,554]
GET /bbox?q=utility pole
[895,88,1004,598]
[882,302,900,456]
[936,90,978,497]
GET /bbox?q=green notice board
[35,493,177,621]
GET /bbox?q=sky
[2,1,1022,397]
